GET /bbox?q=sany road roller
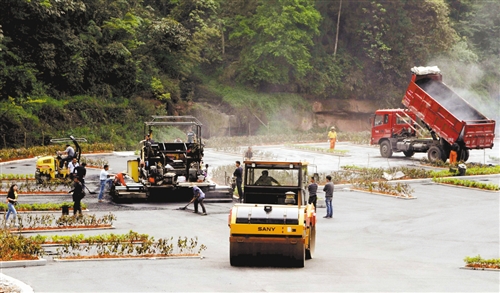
[228,161,316,267]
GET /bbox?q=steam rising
[428,52,499,132]
[416,79,486,121]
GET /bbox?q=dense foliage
[0,0,498,149]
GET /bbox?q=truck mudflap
[229,236,305,267]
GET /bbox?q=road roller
[228,161,316,267]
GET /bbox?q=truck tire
[305,226,316,260]
[403,150,414,157]
[380,141,393,158]
[427,146,446,162]
[459,149,470,162]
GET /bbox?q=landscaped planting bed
[2,213,115,232]
[0,202,87,212]
[0,180,71,194]
[1,229,207,262]
[433,178,499,191]
[0,230,44,261]
[51,234,207,260]
[351,180,415,198]
[463,255,500,270]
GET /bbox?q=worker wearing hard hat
[328,126,337,150]
[114,171,128,187]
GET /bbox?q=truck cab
[370,109,418,146]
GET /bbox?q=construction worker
[328,126,337,150]
[57,144,75,168]
[187,127,195,143]
[449,143,458,164]
[233,161,243,202]
[307,176,318,210]
[190,185,207,215]
[244,146,253,160]
[114,171,127,187]
[69,177,84,216]
[255,170,280,186]
[67,157,79,179]
[98,165,113,203]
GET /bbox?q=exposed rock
[312,99,377,132]
[188,98,378,136]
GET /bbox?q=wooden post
[24,132,27,148]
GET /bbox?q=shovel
[178,200,192,210]
[85,185,97,195]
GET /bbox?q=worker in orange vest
[114,171,127,186]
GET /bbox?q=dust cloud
[424,59,499,131]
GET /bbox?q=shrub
[0,230,44,261]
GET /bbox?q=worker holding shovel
[190,185,207,215]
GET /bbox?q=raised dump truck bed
[403,70,495,149]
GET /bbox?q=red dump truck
[370,66,496,162]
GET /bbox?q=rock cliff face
[311,99,377,132]
[189,99,378,137]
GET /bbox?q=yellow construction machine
[35,136,87,183]
[228,161,316,267]
[111,116,233,202]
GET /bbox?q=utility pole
[334,0,342,58]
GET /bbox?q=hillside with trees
[0,0,498,149]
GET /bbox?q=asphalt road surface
[1,141,499,292]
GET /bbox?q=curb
[347,188,417,200]
[460,266,500,272]
[283,146,351,157]
[11,225,115,234]
[0,258,47,269]
[0,273,34,293]
[12,208,90,214]
[53,255,202,262]
[432,182,499,193]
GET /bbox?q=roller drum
[230,238,305,268]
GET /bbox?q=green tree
[229,0,321,85]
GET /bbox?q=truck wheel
[427,146,445,162]
[403,151,414,157]
[380,141,393,158]
[459,149,470,162]
[305,226,316,260]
